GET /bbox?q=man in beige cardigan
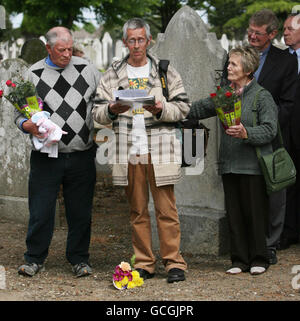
[93,18,189,283]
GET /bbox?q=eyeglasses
[127,38,147,46]
[247,28,268,37]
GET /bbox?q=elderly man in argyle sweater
[15,27,101,277]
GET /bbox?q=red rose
[217,86,221,90]
[11,83,16,88]
[0,90,3,98]
[6,80,12,86]
[225,92,232,97]
[210,93,217,98]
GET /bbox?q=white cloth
[127,61,150,156]
[31,111,67,158]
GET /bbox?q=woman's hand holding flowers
[226,123,248,139]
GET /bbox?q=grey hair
[45,27,72,47]
[229,45,260,78]
[249,9,279,33]
[122,18,151,40]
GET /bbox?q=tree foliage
[1,0,100,37]
[2,0,299,41]
[204,0,300,39]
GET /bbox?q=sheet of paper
[113,89,155,106]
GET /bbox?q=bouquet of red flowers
[0,79,43,118]
[210,86,241,129]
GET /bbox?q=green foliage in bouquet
[1,79,43,119]
[5,79,36,107]
[210,85,237,112]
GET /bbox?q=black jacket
[285,48,300,149]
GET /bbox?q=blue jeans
[25,147,96,265]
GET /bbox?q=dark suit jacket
[285,49,300,149]
[221,44,298,148]
[258,45,297,136]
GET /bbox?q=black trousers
[284,147,300,241]
[25,147,96,265]
[222,174,269,270]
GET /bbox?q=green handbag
[252,89,296,195]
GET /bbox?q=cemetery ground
[0,177,300,302]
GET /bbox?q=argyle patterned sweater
[15,56,101,153]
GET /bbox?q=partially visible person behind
[15,26,101,278]
[188,45,278,275]
[93,17,189,283]
[72,42,85,58]
[281,13,300,249]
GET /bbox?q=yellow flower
[132,270,140,281]
[127,281,136,289]
[136,278,144,286]
[120,276,129,286]
[114,281,122,289]
[120,261,131,272]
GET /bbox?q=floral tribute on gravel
[113,261,144,290]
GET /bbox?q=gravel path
[0,183,300,302]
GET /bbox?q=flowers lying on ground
[0,78,43,118]
[113,261,144,290]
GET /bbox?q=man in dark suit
[247,9,298,265]
[281,13,300,249]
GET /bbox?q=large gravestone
[0,58,59,225]
[149,6,229,255]
[0,59,31,223]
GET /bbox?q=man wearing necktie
[220,9,298,265]
[281,13,300,250]
[247,9,298,265]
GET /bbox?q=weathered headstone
[20,39,48,65]
[102,32,113,69]
[0,59,31,223]
[92,39,103,70]
[0,58,59,225]
[114,40,124,60]
[220,34,229,52]
[149,6,229,255]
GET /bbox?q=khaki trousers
[125,154,187,273]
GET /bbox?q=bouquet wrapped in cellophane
[0,79,43,118]
[210,86,241,130]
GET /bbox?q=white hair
[45,27,72,47]
[122,18,151,40]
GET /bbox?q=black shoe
[167,268,185,283]
[136,268,155,280]
[268,249,278,265]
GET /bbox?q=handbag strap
[252,88,283,158]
